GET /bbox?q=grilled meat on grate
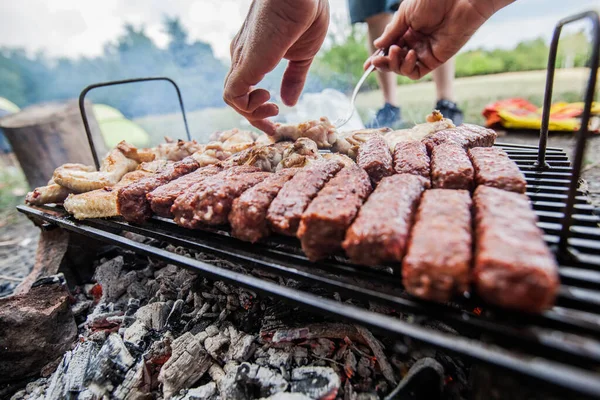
[430,144,474,190]
[473,186,559,313]
[403,189,473,302]
[343,174,429,266]
[298,164,372,261]
[393,141,430,180]
[267,160,344,236]
[356,134,394,185]
[229,168,300,243]
[468,147,527,194]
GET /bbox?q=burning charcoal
[292,347,309,367]
[113,360,150,400]
[71,299,93,319]
[309,338,336,359]
[219,362,289,400]
[123,302,171,345]
[260,393,313,400]
[158,332,213,399]
[64,341,100,394]
[225,329,256,363]
[173,382,217,400]
[384,358,444,400]
[93,256,136,303]
[166,298,186,332]
[344,351,358,379]
[356,393,378,400]
[354,325,396,385]
[290,367,340,400]
[126,280,149,302]
[44,351,73,400]
[204,331,231,361]
[88,333,136,396]
[357,356,373,379]
[266,348,293,369]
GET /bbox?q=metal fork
[333,49,385,129]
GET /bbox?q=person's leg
[432,59,456,102]
[432,58,464,124]
[365,12,397,107]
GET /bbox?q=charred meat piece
[468,147,527,193]
[402,189,472,302]
[193,172,271,226]
[343,174,428,266]
[393,141,430,180]
[172,166,262,228]
[430,144,474,190]
[117,156,199,223]
[422,124,497,153]
[268,160,344,236]
[356,134,394,185]
[473,186,559,313]
[298,165,372,261]
[229,168,300,243]
[147,165,223,218]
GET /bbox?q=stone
[0,281,77,383]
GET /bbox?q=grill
[16,10,600,399]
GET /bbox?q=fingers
[369,47,428,80]
[249,118,277,136]
[281,58,313,107]
[373,9,408,50]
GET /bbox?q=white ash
[10,246,467,400]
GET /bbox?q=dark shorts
[348,0,400,24]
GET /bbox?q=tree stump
[0,100,107,188]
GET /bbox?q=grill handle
[78,77,192,169]
[537,11,599,253]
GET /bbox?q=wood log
[0,100,106,188]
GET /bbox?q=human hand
[224,0,330,134]
[365,0,514,79]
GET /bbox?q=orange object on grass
[483,98,599,133]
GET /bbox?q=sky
[0,0,598,61]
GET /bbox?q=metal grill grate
[16,142,600,397]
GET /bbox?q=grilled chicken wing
[276,138,321,170]
[63,160,167,219]
[25,164,97,205]
[273,117,337,148]
[53,141,140,192]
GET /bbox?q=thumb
[373,9,408,49]
[280,58,313,107]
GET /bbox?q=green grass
[0,165,27,224]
